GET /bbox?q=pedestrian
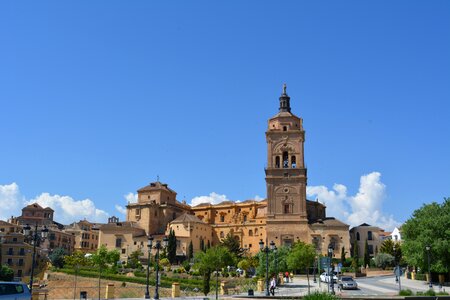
[270,276,276,296]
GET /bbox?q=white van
[0,282,31,300]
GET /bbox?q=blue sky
[1,1,449,229]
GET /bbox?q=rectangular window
[115,238,122,248]
[368,245,374,255]
[136,209,140,216]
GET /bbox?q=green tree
[49,247,66,269]
[351,240,359,271]
[91,245,120,272]
[256,246,289,277]
[380,239,402,263]
[220,233,244,258]
[380,239,395,255]
[340,247,346,265]
[363,239,370,268]
[286,242,316,293]
[64,250,90,267]
[402,197,450,274]
[167,229,177,264]
[200,238,205,253]
[194,246,234,296]
[374,253,394,270]
[188,240,194,260]
[0,265,14,281]
[127,249,143,269]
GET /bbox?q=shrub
[414,273,426,281]
[303,291,339,300]
[423,289,436,296]
[399,289,413,296]
[182,260,191,272]
[374,253,394,270]
[437,291,450,295]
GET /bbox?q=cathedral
[99,86,350,260]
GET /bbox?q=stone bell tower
[265,84,309,247]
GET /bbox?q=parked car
[319,272,338,283]
[0,282,31,300]
[338,276,358,290]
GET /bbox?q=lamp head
[148,235,153,248]
[41,226,49,239]
[162,236,169,248]
[23,224,31,236]
[259,239,264,250]
[270,240,275,251]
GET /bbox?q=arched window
[356,232,360,241]
[284,204,292,214]
[283,126,287,131]
[283,151,289,168]
[255,228,258,235]
[220,232,224,238]
[291,156,296,168]
[275,156,280,168]
[220,215,225,222]
[249,230,253,236]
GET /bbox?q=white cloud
[252,195,265,201]
[115,205,127,215]
[26,193,109,224]
[0,183,24,221]
[1,182,110,224]
[307,172,400,231]
[124,192,138,203]
[190,192,231,207]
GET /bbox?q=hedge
[57,268,202,290]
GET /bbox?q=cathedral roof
[171,213,205,224]
[137,181,177,194]
[22,203,54,211]
[310,217,349,228]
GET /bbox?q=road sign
[320,257,331,269]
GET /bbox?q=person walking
[270,276,277,296]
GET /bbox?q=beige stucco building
[9,203,76,255]
[0,220,34,280]
[166,213,213,256]
[349,223,387,257]
[64,220,101,253]
[100,86,350,258]
[98,216,150,262]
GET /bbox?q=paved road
[121,275,449,299]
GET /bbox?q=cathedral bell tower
[265,84,308,247]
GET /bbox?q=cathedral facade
[106,86,350,258]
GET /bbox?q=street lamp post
[259,239,275,296]
[145,236,153,299]
[426,245,432,288]
[313,256,317,283]
[327,244,335,295]
[274,246,278,285]
[154,236,168,300]
[23,223,49,294]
